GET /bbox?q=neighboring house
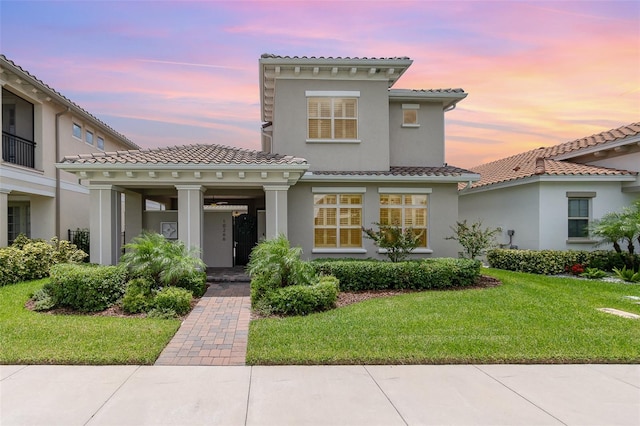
[459,123,640,251]
[1,55,139,247]
[58,54,479,266]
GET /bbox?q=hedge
[311,258,481,291]
[0,237,87,286]
[486,249,640,275]
[265,276,340,316]
[45,263,127,312]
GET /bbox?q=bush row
[486,249,640,275]
[264,276,340,316]
[0,236,87,286]
[121,277,193,316]
[311,258,481,291]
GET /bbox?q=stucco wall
[459,183,541,250]
[587,151,640,173]
[388,101,445,167]
[272,79,390,171]
[287,181,462,260]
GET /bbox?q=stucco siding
[459,183,541,250]
[288,181,461,260]
[587,151,640,173]
[388,101,445,167]
[272,79,390,171]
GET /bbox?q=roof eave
[301,172,480,183]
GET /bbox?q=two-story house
[458,123,639,251]
[58,54,478,266]
[1,55,139,248]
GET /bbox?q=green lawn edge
[247,268,640,365]
[0,279,180,365]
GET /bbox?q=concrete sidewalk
[1,364,638,425]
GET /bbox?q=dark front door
[234,213,257,266]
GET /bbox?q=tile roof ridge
[470,147,547,170]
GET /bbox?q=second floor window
[73,123,82,139]
[307,96,358,140]
[86,130,94,145]
[97,136,105,150]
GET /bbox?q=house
[57,54,479,266]
[458,123,640,251]
[1,55,139,248]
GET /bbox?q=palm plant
[120,231,205,287]
[247,234,314,288]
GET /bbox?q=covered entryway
[56,144,308,266]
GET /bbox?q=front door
[233,213,257,266]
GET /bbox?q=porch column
[263,185,289,238]
[176,185,204,257]
[0,189,9,247]
[89,185,122,265]
[124,191,143,244]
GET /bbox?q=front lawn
[247,269,640,364]
[0,279,180,364]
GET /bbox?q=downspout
[55,107,70,240]
[444,103,457,113]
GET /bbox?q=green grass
[0,279,180,364]
[247,269,640,365]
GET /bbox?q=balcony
[2,131,36,169]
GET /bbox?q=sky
[1,0,638,168]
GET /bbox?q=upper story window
[379,190,429,248]
[86,130,94,145]
[72,123,82,139]
[97,136,105,150]
[402,104,420,127]
[306,91,359,141]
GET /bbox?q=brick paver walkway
[155,280,251,366]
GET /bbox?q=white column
[0,189,9,247]
[176,185,204,256]
[89,185,122,265]
[263,185,289,238]
[124,191,143,244]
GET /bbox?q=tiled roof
[261,53,411,60]
[309,165,476,177]
[407,88,465,94]
[60,144,307,165]
[0,55,139,150]
[466,123,640,189]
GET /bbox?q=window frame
[306,91,360,143]
[72,122,82,140]
[97,136,105,150]
[311,187,366,254]
[377,188,432,253]
[85,129,94,146]
[402,104,420,128]
[567,194,594,240]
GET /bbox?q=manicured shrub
[175,270,207,297]
[580,268,607,279]
[153,287,193,316]
[31,288,56,311]
[45,264,127,312]
[311,258,481,291]
[122,277,155,314]
[0,236,87,286]
[487,248,639,275]
[248,235,315,304]
[266,276,339,316]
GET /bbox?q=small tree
[590,200,640,269]
[362,223,421,262]
[446,220,501,260]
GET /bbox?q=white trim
[312,248,368,254]
[401,124,420,128]
[460,174,636,195]
[305,90,360,97]
[303,172,480,183]
[402,104,420,110]
[306,139,361,144]
[378,187,432,194]
[263,185,290,191]
[312,187,366,193]
[2,183,54,197]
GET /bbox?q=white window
[402,104,420,127]
[379,191,429,248]
[86,130,94,145]
[306,91,359,141]
[97,136,105,150]
[72,123,82,139]
[313,192,363,249]
[568,198,590,238]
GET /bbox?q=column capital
[175,185,205,192]
[263,185,290,192]
[0,188,11,195]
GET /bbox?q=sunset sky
[1,0,638,168]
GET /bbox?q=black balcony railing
[2,131,36,168]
